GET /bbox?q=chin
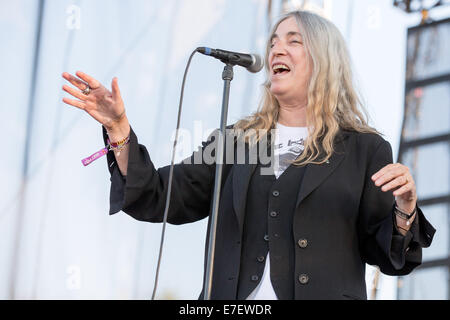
[269,85,287,97]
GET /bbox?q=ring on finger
[81,84,91,95]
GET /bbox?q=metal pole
[203,64,234,300]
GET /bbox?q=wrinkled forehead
[270,16,302,40]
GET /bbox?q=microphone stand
[203,63,234,300]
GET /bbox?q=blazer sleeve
[102,126,217,225]
[357,138,436,275]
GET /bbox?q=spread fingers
[62,72,89,91]
[62,84,88,101]
[62,97,86,110]
[75,71,101,89]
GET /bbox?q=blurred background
[0,0,449,300]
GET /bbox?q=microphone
[196,47,263,73]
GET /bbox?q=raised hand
[62,71,127,131]
[62,71,130,174]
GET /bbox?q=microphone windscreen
[248,54,264,73]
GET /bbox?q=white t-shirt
[247,122,309,300]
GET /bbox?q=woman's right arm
[104,125,217,223]
[104,116,130,176]
[62,71,216,224]
[62,71,130,176]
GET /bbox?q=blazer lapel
[232,138,262,235]
[295,130,349,208]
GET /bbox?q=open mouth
[272,63,291,75]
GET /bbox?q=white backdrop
[1,0,446,299]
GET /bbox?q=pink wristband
[81,147,108,166]
[81,135,130,166]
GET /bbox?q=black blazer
[104,126,435,300]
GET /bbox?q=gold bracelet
[109,135,130,148]
[107,135,130,156]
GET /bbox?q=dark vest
[237,158,306,299]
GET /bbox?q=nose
[270,40,287,56]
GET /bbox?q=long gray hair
[234,10,379,165]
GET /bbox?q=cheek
[292,47,310,66]
[294,55,308,69]
[294,58,312,80]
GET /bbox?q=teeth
[273,64,290,73]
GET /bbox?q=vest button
[299,274,309,284]
[251,275,259,282]
[298,239,308,248]
[272,190,279,197]
[257,256,265,262]
[269,211,278,217]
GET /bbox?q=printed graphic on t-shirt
[274,138,305,177]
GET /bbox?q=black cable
[151,48,199,300]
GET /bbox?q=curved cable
[151,48,199,300]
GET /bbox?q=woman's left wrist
[395,199,416,215]
[395,202,416,217]
[394,202,417,235]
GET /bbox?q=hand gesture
[371,163,417,214]
[62,71,127,130]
